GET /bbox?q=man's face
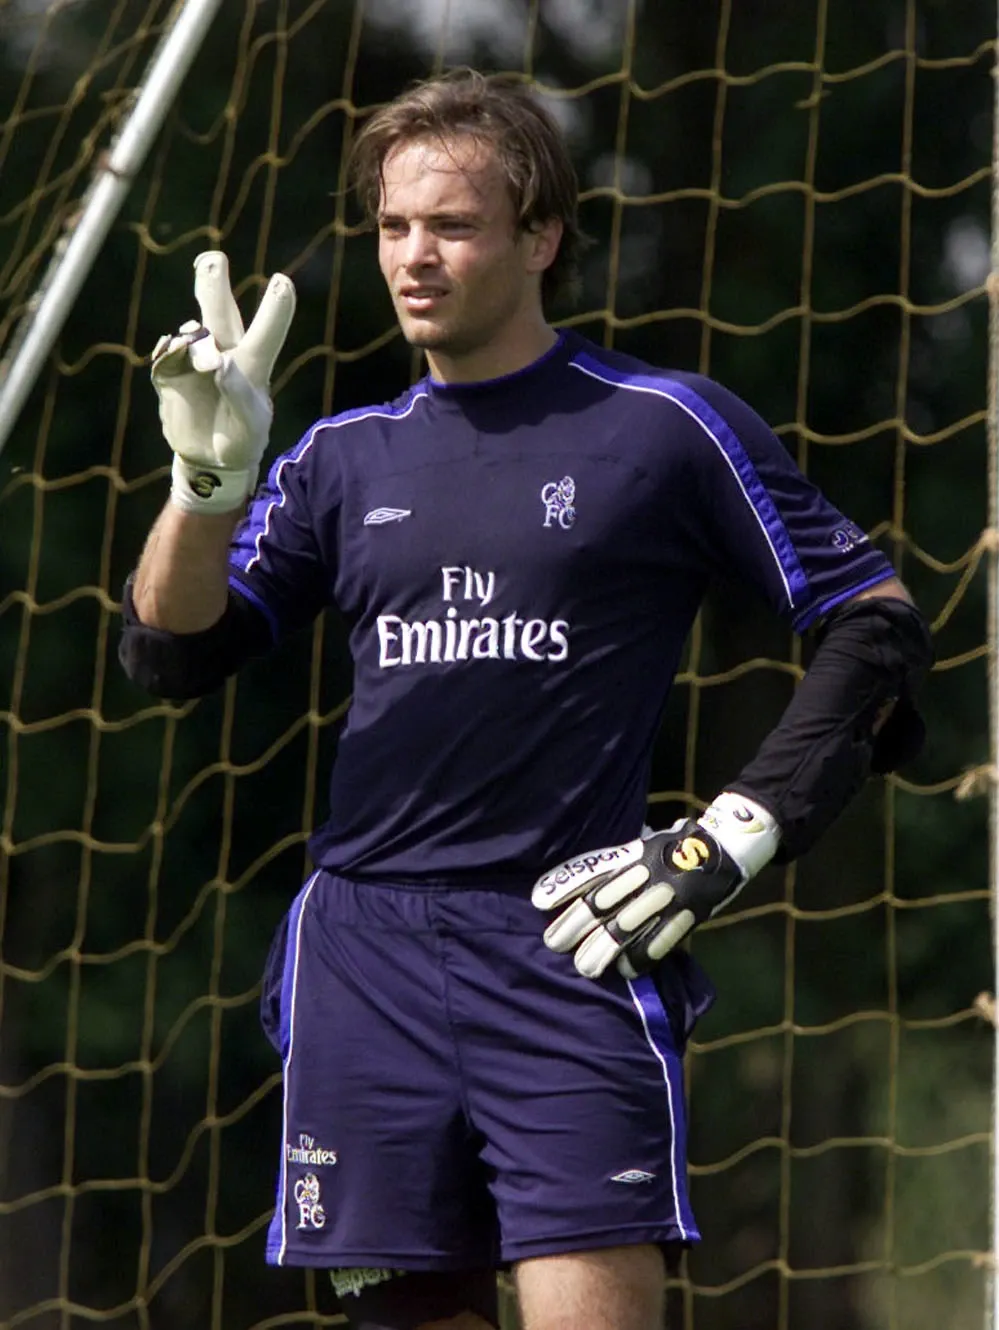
[377,135,555,374]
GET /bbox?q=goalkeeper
[119,69,932,1330]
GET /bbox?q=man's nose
[402,224,440,268]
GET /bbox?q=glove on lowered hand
[151,251,296,513]
[532,792,780,979]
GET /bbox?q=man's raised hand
[151,252,296,514]
[532,792,781,979]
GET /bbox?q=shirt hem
[313,864,539,895]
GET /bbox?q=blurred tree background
[0,1,994,1328]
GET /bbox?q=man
[120,69,932,1330]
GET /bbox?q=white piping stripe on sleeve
[569,360,795,609]
[275,870,321,1265]
[626,979,695,1242]
[245,390,431,574]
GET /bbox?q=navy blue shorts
[260,870,715,1270]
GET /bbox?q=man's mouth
[400,287,448,313]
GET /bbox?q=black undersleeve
[730,595,932,861]
[118,577,272,699]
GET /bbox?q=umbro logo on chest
[363,507,412,525]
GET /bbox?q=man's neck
[426,322,559,385]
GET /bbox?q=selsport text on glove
[151,251,296,514]
[531,792,780,979]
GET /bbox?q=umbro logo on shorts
[610,1169,656,1184]
[364,507,412,525]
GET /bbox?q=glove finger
[612,880,674,933]
[532,838,644,911]
[209,359,270,467]
[232,271,297,386]
[644,909,696,965]
[151,334,201,381]
[588,863,652,916]
[542,898,602,954]
[214,355,268,423]
[615,909,694,980]
[151,320,211,363]
[583,883,678,981]
[193,251,245,350]
[188,334,223,375]
[573,924,625,979]
[616,952,642,981]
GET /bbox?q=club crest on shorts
[293,1172,326,1230]
[541,475,576,529]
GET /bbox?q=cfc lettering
[378,613,569,667]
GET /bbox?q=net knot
[955,765,996,800]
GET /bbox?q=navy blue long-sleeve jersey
[134,329,895,888]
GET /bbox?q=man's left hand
[531,793,780,979]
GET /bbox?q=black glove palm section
[532,820,747,979]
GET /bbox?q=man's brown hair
[349,68,585,309]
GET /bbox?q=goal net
[0,2,993,1328]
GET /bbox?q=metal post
[989,6,999,1326]
[0,0,225,458]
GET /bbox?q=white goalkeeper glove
[151,251,296,514]
[532,792,780,979]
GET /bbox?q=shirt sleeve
[118,421,336,699]
[227,419,338,643]
[665,372,895,631]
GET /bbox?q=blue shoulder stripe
[569,352,811,620]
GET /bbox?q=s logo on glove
[671,834,710,871]
[188,470,223,500]
[532,793,780,980]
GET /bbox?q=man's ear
[525,217,564,275]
